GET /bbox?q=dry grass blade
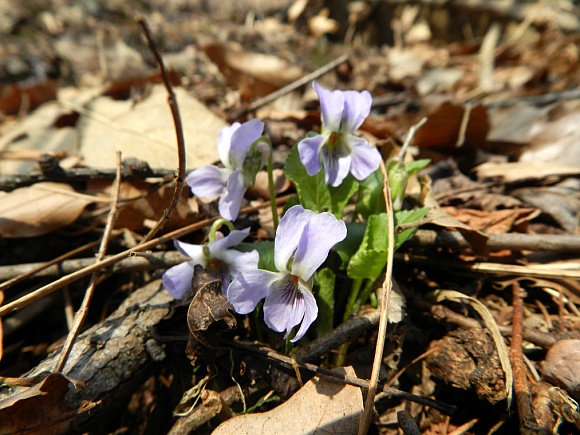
[431,289,513,406]
[53,152,123,373]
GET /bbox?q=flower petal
[210,228,251,255]
[224,250,260,280]
[262,276,318,341]
[219,170,246,221]
[292,211,347,280]
[185,165,229,197]
[313,82,344,133]
[274,205,314,273]
[291,286,318,342]
[217,123,239,168]
[262,274,304,336]
[229,119,265,169]
[349,136,382,180]
[341,89,372,132]
[162,262,194,299]
[297,135,326,176]
[321,147,351,187]
[227,269,280,314]
[174,240,206,265]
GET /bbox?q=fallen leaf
[442,207,540,234]
[521,102,580,166]
[412,102,489,154]
[422,208,488,254]
[201,41,303,100]
[186,265,236,357]
[0,373,98,434]
[0,182,95,238]
[212,366,363,435]
[475,162,580,184]
[187,265,235,335]
[78,84,226,169]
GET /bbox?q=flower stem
[343,278,363,322]
[352,279,375,317]
[209,219,235,242]
[266,141,279,230]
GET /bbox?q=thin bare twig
[0,195,294,318]
[228,54,349,122]
[510,283,542,434]
[53,152,123,373]
[407,230,580,253]
[358,159,395,434]
[0,239,104,292]
[227,341,456,416]
[136,17,186,242]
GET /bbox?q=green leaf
[236,241,275,272]
[394,207,430,249]
[315,268,335,337]
[285,145,358,218]
[335,222,366,270]
[347,214,388,280]
[354,168,385,219]
[404,159,431,176]
[347,207,430,279]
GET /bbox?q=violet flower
[297,82,381,187]
[162,227,259,299]
[227,205,347,342]
[186,119,267,221]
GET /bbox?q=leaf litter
[1,1,580,434]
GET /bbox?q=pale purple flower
[162,228,259,299]
[186,119,266,221]
[297,82,381,187]
[227,205,347,342]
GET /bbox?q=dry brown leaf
[89,180,199,232]
[475,162,580,183]
[442,207,540,234]
[423,208,488,254]
[0,101,79,175]
[521,102,580,165]
[78,84,226,170]
[201,41,303,100]
[0,373,98,434]
[0,182,95,238]
[212,366,363,435]
[412,102,489,154]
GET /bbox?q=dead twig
[510,283,543,434]
[359,158,395,434]
[53,152,123,373]
[0,239,103,292]
[136,17,186,243]
[0,195,293,318]
[407,230,580,253]
[228,54,349,122]
[411,295,580,349]
[226,340,456,416]
[0,162,174,192]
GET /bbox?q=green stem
[351,279,375,317]
[266,141,279,230]
[209,219,234,242]
[343,278,363,322]
[333,278,363,367]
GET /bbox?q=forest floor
[1,1,580,434]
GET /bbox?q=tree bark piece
[1,279,178,432]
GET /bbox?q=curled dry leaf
[0,373,98,434]
[0,182,95,238]
[186,265,236,356]
[212,366,363,435]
